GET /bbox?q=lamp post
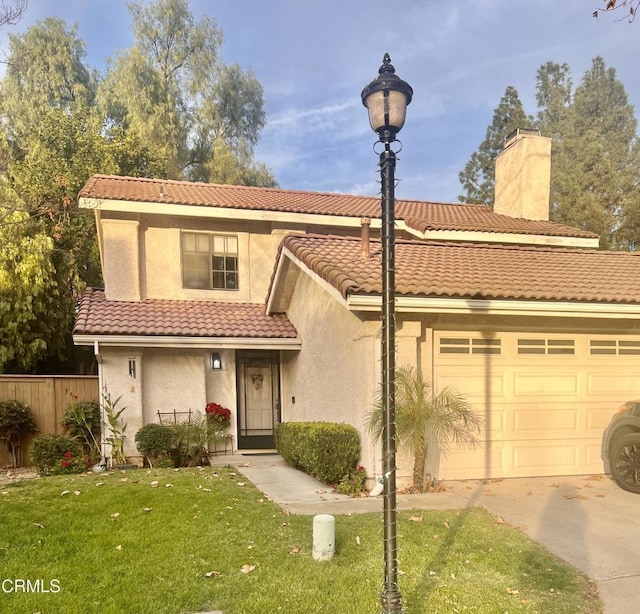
[361,53,413,614]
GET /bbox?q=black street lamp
[361,53,413,614]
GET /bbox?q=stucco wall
[281,269,381,476]
[101,219,141,301]
[101,214,296,304]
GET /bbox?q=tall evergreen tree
[545,57,640,249]
[458,86,532,205]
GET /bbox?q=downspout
[361,217,371,259]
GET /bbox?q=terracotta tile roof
[74,288,298,338]
[282,234,640,304]
[79,174,596,239]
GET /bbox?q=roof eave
[347,295,640,319]
[73,334,301,350]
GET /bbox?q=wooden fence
[0,375,99,467]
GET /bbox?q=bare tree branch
[593,0,638,22]
[0,0,27,28]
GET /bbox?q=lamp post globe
[361,53,413,143]
[362,54,412,614]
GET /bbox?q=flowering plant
[205,402,231,430]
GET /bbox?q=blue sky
[3,0,639,202]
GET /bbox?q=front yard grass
[0,467,601,613]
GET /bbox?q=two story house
[73,131,640,484]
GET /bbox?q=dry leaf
[150,481,159,488]
[120,478,128,483]
[225,506,233,510]
[257,498,264,503]
[205,571,221,578]
[398,570,406,576]
[111,512,120,519]
[202,488,211,492]
[165,483,173,488]
[507,588,520,595]
[143,507,153,513]
[409,516,423,522]
[240,564,256,574]
[95,482,104,487]
[115,544,122,550]
[237,482,246,487]
[33,523,45,529]
[74,490,81,496]
[443,521,450,529]
[316,489,326,494]
[61,490,70,496]
[247,544,254,550]
[289,546,300,555]
[355,536,361,546]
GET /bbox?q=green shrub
[0,399,39,467]
[61,400,101,461]
[135,423,176,466]
[275,422,360,484]
[336,465,368,496]
[30,434,86,476]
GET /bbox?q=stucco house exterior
[73,131,640,484]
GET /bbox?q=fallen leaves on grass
[507,588,520,595]
[289,546,300,555]
[409,516,423,522]
[61,490,70,496]
[111,512,120,520]
[33,522,45,529]
[205,571,222,578]
[115,544,122,550]
[143,507,152,513]
[240,564,256,574]
[150,481,159,488]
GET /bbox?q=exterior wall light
[211,352,222,370]
[361,53,412,614]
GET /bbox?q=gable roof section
[80,174,596,242]
[74,288,298,339]
[278,234,640,305]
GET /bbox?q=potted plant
[205,402,232,455]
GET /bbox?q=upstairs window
[182,232,238,290]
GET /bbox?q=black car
[604,400,640,494]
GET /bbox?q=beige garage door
[432,332,640,480]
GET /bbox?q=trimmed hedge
[275,421,360,484]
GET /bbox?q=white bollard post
[312,514,335,561]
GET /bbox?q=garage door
[432,332,640,480]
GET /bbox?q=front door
[236,350,280,449]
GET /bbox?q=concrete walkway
[212,452,640,613]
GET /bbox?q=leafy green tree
[365,365,482,492]
[98,0,275,186]
[0,399,38,467]
[545,57,640,249]
[0,17,97,143]
[459,86,533,204]
[0,199,73,372]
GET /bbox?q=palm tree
[365,365,483,492]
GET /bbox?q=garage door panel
[587,372,639,396]
[514,372,579,396]
[513,443,579,474]
[514,408,579,436]
[437,372,506,397]
[586,408,618,431]
[437,445,505,480]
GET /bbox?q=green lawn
[0,467,601,613]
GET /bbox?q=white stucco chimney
[494,129,551,221]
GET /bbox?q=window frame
[181,232,239,291]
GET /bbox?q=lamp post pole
[361,54,412,614]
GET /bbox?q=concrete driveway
[446,475,640,613]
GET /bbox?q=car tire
[610,432,640,494]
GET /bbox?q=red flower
[64,451,72,459]
[61,461,69,468]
